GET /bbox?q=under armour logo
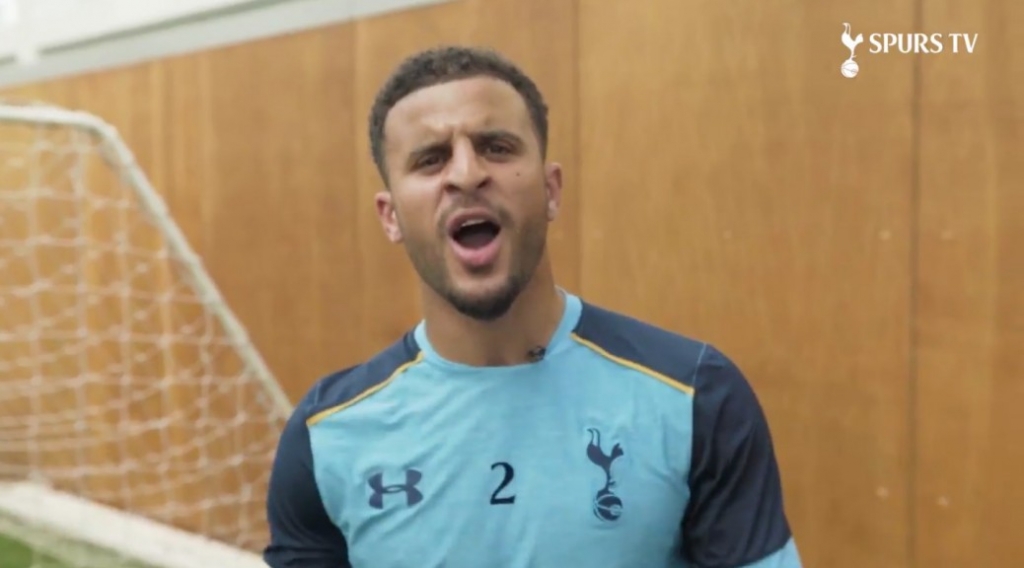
[367,470,423,509]
[586,428,624,522]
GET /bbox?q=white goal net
[0,100,291,568]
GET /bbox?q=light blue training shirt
[264,292,802,568]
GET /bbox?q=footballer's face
[375,76,562,321]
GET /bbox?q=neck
[421,263,564,367]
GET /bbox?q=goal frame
[0,101,293,417]
[0,101,292,568]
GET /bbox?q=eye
[417,153,444,169]
[485,143,512,155]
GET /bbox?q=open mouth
[450,219,501,250]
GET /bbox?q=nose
[444,140,489,193]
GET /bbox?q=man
[264,45,801,568]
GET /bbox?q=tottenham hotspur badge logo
[586,428,624,521]
[841,23,865,78]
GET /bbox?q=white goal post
[0,100,292,568]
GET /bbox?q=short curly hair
[368,45,550,186]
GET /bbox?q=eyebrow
[406,129,525,165]
[475,129,524,147]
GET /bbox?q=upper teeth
[460,219,487,229]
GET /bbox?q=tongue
[455,225,497,249]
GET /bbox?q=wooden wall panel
[198,27,358,402]
[351,0,580,359]
[915,0,1024,565]
[578,1,915,566]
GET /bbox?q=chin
[444,276,523,322]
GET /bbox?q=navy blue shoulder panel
[574,301,795,566]
[574,301,708,389]
[300,331,421,423]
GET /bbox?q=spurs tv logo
[586,428,624,522]
[367,469,423,509]
[840,22,979,79]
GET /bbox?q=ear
[543,162,563,222]
[374,190,403,243]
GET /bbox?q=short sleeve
[682,345,802,568]
[263,400,350,568]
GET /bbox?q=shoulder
[293,332,424,428]
[573,300,724,394]
[573,307,797,566]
